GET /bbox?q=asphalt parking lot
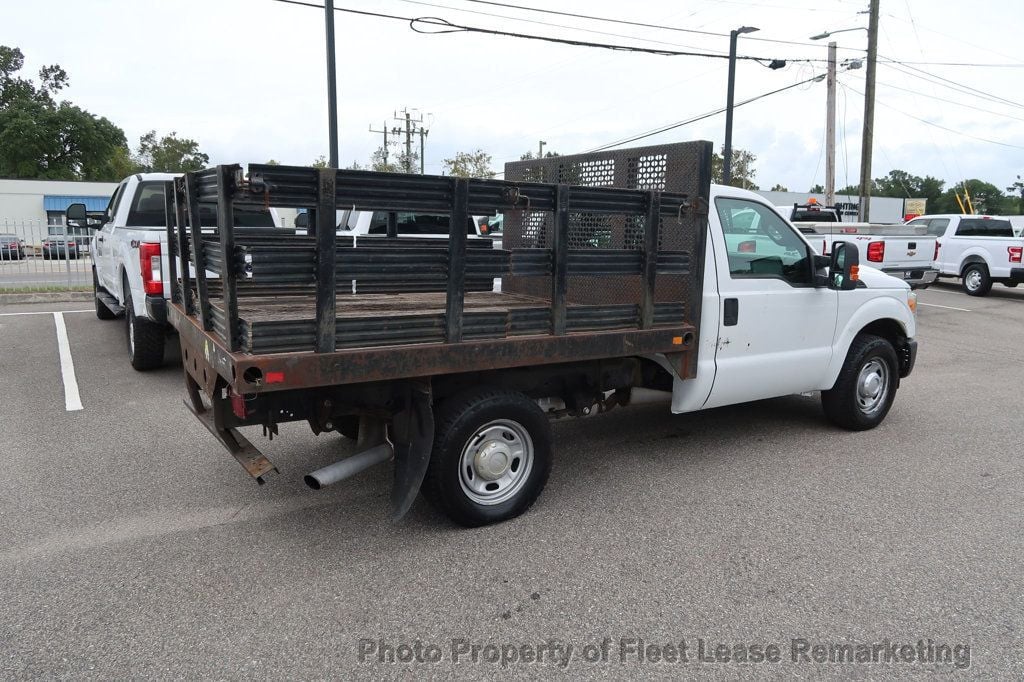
[1,282,1022,677]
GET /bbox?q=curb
[0,292,94,305]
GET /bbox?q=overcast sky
[5,0,1023,192]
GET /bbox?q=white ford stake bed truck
[903,214,1024,296]
[165,144,918,527]
[67,173,280,370]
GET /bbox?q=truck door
[705,197,839,408]
[95,181,127,292]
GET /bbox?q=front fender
[823,294,914,388]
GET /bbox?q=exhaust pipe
[304,443,393,490]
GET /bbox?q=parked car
[905,214,1024,295]
[41,237,79,259]
[0,234,26,260]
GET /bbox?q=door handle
[97,236,105,242]
[724,298,739,326]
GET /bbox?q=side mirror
[829,241,860,291]
[294,212,309,228]
[65,203,88,226]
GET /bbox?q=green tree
[311,155,329,169]
[517,149,560,181]
[443,149,495,178]
[872,169,944,207]
[770,183,788,192]
[836,184,860,196]
[0,45,129,180]
[1006,175,1024,213]
[934,179,1006,214]
[711,147,759,190]
[808,184,824,193]
[135,130,208,172]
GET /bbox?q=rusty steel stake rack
[163,147,711,490]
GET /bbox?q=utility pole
[418,126,429,174]
[324,0,339,168]
[825,41,837,207]
[390,108,429,174]
[368,122,390,166]
[858,0,879,221]
[538,140,546,159]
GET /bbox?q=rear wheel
[123,277,165,371]
[961,263,992,296]
[424,387,552,527]
[822,334,898,431]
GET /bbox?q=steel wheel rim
[458,419,534,506]
[856,358,889,415]
[965,270,981,291]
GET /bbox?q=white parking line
[918,302,971,312]
[0,309,92,317]
[52,312,83,411]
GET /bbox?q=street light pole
[723,26,758,186]
[324,0,339,168]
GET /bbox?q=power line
[392,0,725,53]
[872,78,1024,124]
[843,83,1024,150]
[454,0,866,51]
[585,76,822,153]
[269,0,827,63]
[878,59,1024,111]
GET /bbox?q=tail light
[867,241,885,263]
[738,240,756,253]
[934,241,940,261]
[139,242,162,295]
[1009,246,1022,263]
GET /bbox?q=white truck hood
[857,264,910,290]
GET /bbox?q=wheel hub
[856,358,888,414]
[474,442,511,481]
[966,271,981,290]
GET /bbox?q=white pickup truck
[67,173,280,370]
[905,214,1024,295]
[795,223,938,290]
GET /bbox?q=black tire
[424,387,552,527]
[123,277,165,371]
[93,269,117,320]
[822,334,899,431]
[961,263,992,296]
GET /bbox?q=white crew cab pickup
[905,214,1024,295]
[67,173,280,370]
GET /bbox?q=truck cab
[679,186,917,419]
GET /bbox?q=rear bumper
[1010,267,1024,283]
[899,338,918,378]
[882,266,939,289]
[145,295,168,325]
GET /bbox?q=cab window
[716,197,812,285]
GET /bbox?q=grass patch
[0,285,91,294]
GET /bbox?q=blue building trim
[43,195,110,212]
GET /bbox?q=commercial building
[754,190,918,223]
[0,178,117,226]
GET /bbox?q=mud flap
[388,380,434,520]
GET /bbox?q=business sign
[904,198,927,217]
